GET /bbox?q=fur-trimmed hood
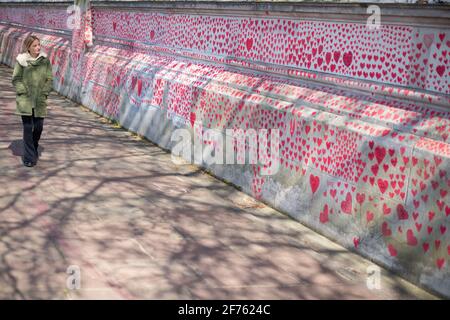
[16,51,47,67]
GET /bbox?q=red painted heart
[388,244,397,257]
[436,258,445,270]
[397,204,409,220]
[374,146,386,164]
[246,38,253,51]
[353,237,360,248]
[341,192,353,214]
[377,179,389,194]
[343,51,353,67]
[309,174,320,194]
[436,65,445,77]
[190,112,196,127]
[406,229,418,246]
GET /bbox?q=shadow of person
[8,139,44,158]
[8,140,23,157]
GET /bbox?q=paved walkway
[0,64,438,299]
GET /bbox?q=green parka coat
[11,52,53,118]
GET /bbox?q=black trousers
[21,109,44,163]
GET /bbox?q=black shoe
[23,161,35,167]
[22,157,36,167]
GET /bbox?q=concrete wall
[0,1,449,297]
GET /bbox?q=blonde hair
[22,35,40,54]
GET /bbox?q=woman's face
[28,39,40,57]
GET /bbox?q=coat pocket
[36,94,47,109]
[35,94,48,117]
[16,93,32,114]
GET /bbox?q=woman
[12,35,53,167]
